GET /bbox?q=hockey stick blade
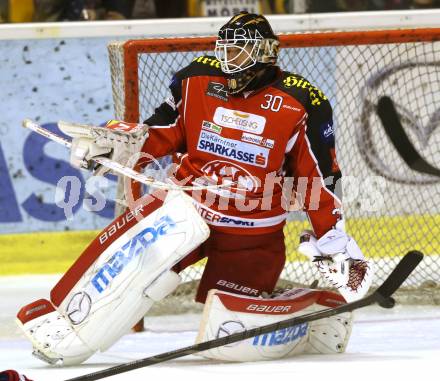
[374,250,423,307]
[64,251,423,381]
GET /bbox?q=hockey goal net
[108,28,440,310]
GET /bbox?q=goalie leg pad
[17,190,209,365]
[16,299,94,365]
[17,270,181,365]
[306,310,353,354]
[196,288,353,362]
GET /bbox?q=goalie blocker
[196,288,352,361]
[16,190,209,365]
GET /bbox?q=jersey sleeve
[137,72,186,167]
[286,96,342,238]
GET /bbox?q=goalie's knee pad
[196,288,353,362]
[16,190,209,365]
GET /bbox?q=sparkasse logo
[197,131,269,168]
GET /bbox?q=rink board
[1,213,439,275]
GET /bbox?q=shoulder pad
[176,55,223,80]
[274,72,329,110]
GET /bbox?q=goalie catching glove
[298,222,374,302]
[58,120,149,176]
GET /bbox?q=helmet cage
[215,37,279,74]
[215,38,261,74]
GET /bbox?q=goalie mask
[215,12,279,94]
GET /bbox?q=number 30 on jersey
[260,94,283,112]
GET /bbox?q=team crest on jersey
[201,160,259,193]
[197,130,269,168]
[206,81,229,102]
[213,107,266,134]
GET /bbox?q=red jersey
[140,56,342,237]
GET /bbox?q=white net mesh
[108,41,127,124]
[108,31,440,309]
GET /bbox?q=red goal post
[108,28,440,308]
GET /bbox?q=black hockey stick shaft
[377,96,440,177]
[65,250,423,381]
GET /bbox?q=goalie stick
[22,119,239,191]
[377,96,440,178]
[63,250,423,381]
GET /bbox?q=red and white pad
[16,190,209,365]
[196,288,352,362]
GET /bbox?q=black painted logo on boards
[359,62,440,185]
[377,96,440,178]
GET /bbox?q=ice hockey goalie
[16,10,373,366]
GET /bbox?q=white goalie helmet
[214,12,280,93]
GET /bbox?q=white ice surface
[1,275,439,381]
